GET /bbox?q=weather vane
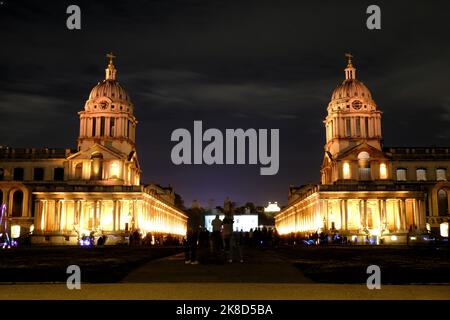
[345,52,353,65]
[106,52,116,65]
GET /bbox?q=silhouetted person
[185,227,199,264]
[222,216,233,254]
[228,230,244,263]
[211,214,223,253]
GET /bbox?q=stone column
[344,199,348,230]
[358,200,363,230]
[55,200,61,232]
[413,199,418,229]
[447,190,450,214]
[363,199,368,229]
[105,117,110,137]
[417,199,425,230]
[60,200,65,231]
[98,201,102,230]
[382,199,387,231]
[93,201,98,230]
[378,199,383,231]
[401,199,407,231]
[117,200,122,231]
[113,200,117,231]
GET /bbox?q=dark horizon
[1,0,450,208]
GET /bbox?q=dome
[84,53,134,113]
[88,80,130,102]
[331,78,372,101]
[328,54,377,110]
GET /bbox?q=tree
[174,193,185,210]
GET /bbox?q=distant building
[204,214,258,232]
[275,55,450,244]
[264,202,281,214]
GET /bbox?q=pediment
[67,143,125,161]
[335,142,389,161]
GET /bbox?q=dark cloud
[0,0,449,207]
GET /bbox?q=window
[13,168,24,181]
[12,190,23,217]
[345,118,351,137]
[436,169,447,181]
[416,169,427,181]
[343,162,351,179]
[100,117,105,136]
[90,153,103,180]
[438,189,448,216]
[54,168,64,181]
[396,168,407,181]
[110,118,115,137]
[379,163,388,179]
[75,163,83,179]
[358,152,371,180]
[355,117,361,136]
[0,168,4,180]
[33,168,44,181]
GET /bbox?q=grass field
[277,245,450,284]
[0,246,182,283]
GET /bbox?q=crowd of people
[184,214,280,265]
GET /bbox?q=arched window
[100,117,105,136]
[12,190,23,217]
[343,162,351,179]
[358,152,371,180]
[345,118,351,137]
[75,163,83,179]
[90,153,103,180]
[438,189,448,216]
[92,118,97,136]
[379,163,388,179]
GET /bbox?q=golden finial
[345,52,353,66]
[106,52,116,66]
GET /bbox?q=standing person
[228,230,244,263]
[198,227,210,264]
[211,214,223,253]
[184,226,200,265]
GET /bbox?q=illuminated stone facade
[0,54,187,244]
[275,55,450,244]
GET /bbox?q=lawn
[0,246,182,283]
[277,245,450,284]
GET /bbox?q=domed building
[0,54,187,245]
[275,54,450,244]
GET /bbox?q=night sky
[1,0,449,208]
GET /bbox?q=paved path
[0,283,449,300]
[123,248,312,283]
